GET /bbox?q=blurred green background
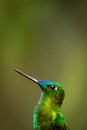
[0,1,87,130]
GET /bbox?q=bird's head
[38,80,65,106]
[15,69,65,106]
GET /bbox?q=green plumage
[33,81,70,130]
[15,69,70,130]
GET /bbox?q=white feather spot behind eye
[55,87,57,91]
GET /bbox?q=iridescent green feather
[33,81,70,130]
[15,69,70,130]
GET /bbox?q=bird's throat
[33,92,61,130]
[34,92,60,120]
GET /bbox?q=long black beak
[14,69,39,85]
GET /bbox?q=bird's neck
[37,91,60,111]
[33,91,63,129]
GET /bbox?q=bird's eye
[47,85,57,91]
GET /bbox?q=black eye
[47,85,57,91]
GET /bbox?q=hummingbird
[15,69,70,130]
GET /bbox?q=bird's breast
[33,102,54,130]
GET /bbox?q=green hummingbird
[15,69,70,130]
